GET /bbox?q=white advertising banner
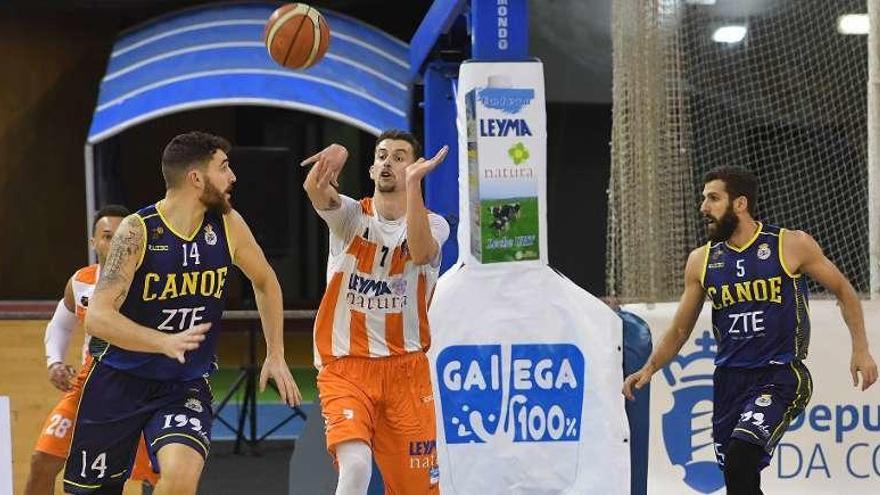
[426,59,630,494]
[626,300,880,495]
[429,263,631,494]
[0,396,12,495]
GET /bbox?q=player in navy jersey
[623,166,877,495]
[63,132,301,495]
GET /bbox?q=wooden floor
[0,318,315,493]
[0,320,143,494]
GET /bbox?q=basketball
[264,3,330,70]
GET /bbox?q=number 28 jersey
[95,203,233,380]
[701,223,810,368]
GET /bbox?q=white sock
[335,440,372,495]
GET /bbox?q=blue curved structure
[84,1,412,237]
[87,1,410,143]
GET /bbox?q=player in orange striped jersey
[24,205,159,495]
[302,130,450,495]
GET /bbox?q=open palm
[405,145,449,184]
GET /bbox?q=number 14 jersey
[96,203,233,380]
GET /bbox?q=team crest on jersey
[755,394,772,407]
[204,224,217,246]
[708,247,725,269]
[150,226,164,240]
[184,398,204,413]
[757,243,771,260]
[80,295,89,307]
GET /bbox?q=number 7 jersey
[313,197,449,369]
[701,223,810,368]
[95,203,233,380]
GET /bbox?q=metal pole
[869,0,880,297]
[84,144,97,265]
[423,60,461,272]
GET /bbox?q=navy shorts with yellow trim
[63,361,213,494]
[712,360,812,470]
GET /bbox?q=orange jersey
[313,197,449,368]
[71,264,98,322]
[35,355,159,485]
[71,264,99,363]
[37,263,159,483]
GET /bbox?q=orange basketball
[264,3,330,70]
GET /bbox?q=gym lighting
[837,14,869,35]
[712,25,747,44]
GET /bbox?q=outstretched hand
[405,145,449,184]
[301,143,348,190]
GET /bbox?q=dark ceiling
[0,1,433,41]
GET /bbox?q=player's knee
[154,443,204,493]
[29,450,64,477]
[724,439,764,493]
[336,441,372,488]
[155,472,199,495]
[91,483,124,495]
[724,439,763,472]
[154,458,202,494]
[158,460,202,481]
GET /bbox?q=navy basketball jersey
[95,204,233,380]
[701,223,810,368]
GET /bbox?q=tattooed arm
[85,214,210,363]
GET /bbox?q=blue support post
[421,0,529,271]
[409,0,468,79]
[470,0,529,60]
[621,310,653,495]
[423,61,461,273]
